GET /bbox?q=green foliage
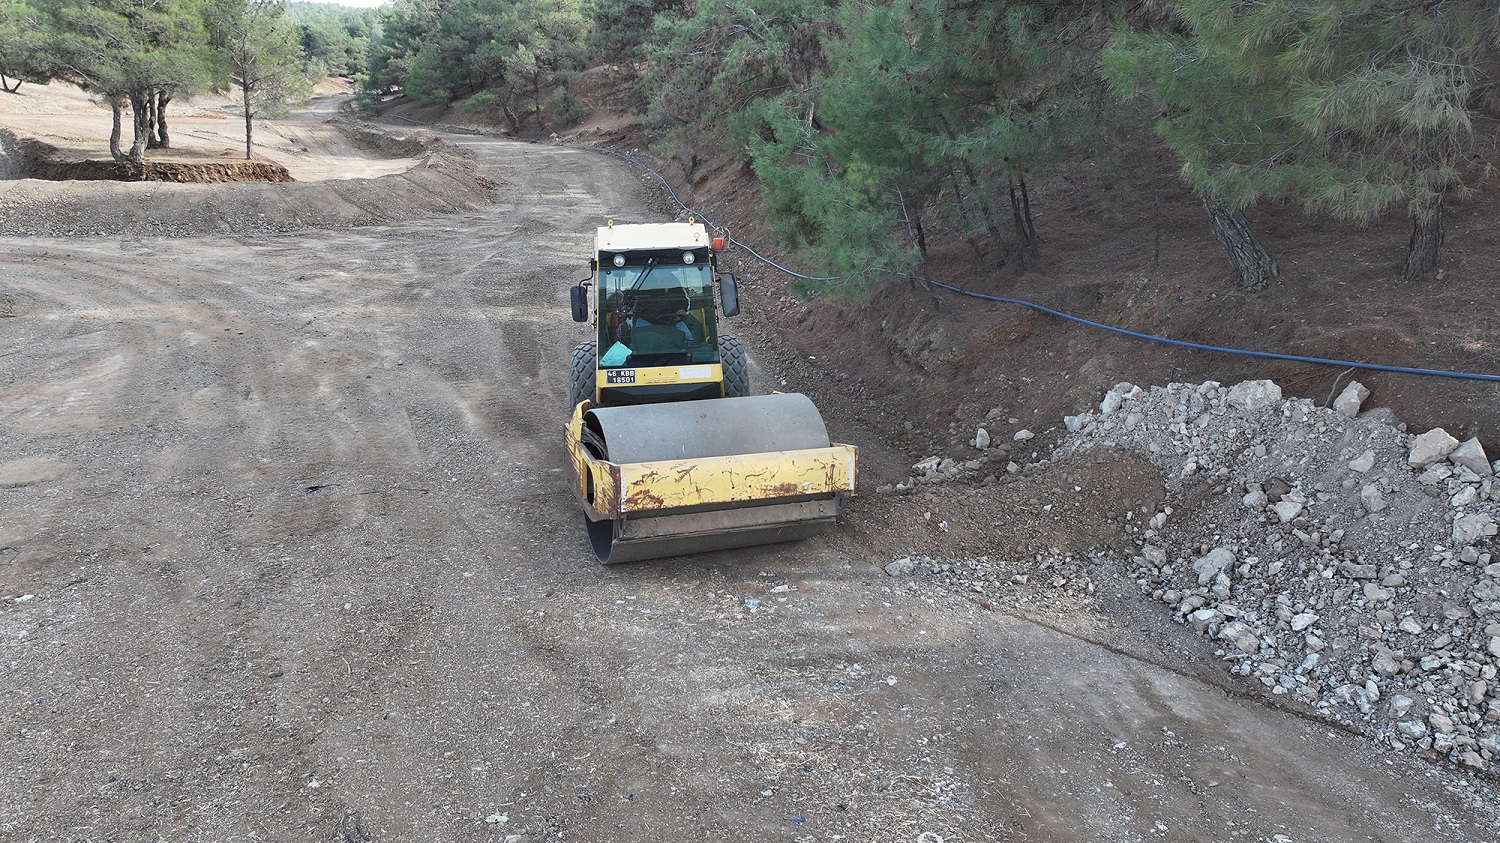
[46,0,218,98]
[207,0,314,158]
[364,0,588,127]
[0,0,56,91]
[748,98,920,296]
[643,0,838,147]
[284,1,380,78]
[581,0,686,65]
[352,89,379,112]
[744,0,1113,296]
[461,89,498,114]
[546,83,587,127]
[1103,1,1496,261]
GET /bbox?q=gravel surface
[2,90,1498,841]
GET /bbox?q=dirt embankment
[1,130,294,182]
[0,125,499,237]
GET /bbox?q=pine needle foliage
[643,0,838,148]
[1104,0,1498,281]
[748,0,1114,297]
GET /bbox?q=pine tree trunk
[1201,195,1278,292]
[1401,195,1444,282]
[960,160,1008,259]
[947,172,1000,269]
[109,98,125,162]
[147,90,162,149]
[911,207,929,260]
[157,94,172,148]
[242,82,254,160]
[1010,176,1038,270]
[127,90,150,163]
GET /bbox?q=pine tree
[206,0,310,160]
[46,0,217,162]
[746,0,1112,294]
[1104,0,1497,286]
[0,0,55,92]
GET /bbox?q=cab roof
[595,222,710,254]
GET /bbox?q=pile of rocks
[884,376,1500,771]
[1052,379,1500,770]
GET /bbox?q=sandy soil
[1,84,1496,841]
[0,79,417,180]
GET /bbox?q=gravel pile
[895,377,1500,772]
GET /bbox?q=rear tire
[569,340,597,409]
[719,334,749,398]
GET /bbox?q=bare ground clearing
[0,84,1495,842]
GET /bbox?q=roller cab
[563,219,856,563]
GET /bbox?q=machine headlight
[612,254,626,267]
[682,251,695,264]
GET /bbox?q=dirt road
[2,118,1496,841]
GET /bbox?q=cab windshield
[596,263,720,368]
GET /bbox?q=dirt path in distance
[0,89,1496,841]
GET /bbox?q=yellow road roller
[564,221,857,563]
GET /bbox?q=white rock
[1332,381,1370,418]
[1371,646,1401,676]
[1141,545,1168,566]
[1348,450,1376,473]
[1099,382,1140,414]
[1272,500,1304,523]
[1210,572,1232,599]
[973,428,991,449]
[884,558,917,576]
[1290,612,1320,632]
[1188,608,1221,634]
[1193,547,1236,586]
[1467,680,1489,706]
[1063,414,1090,433]
[1217,621,1261,654]
[1417,463,1452,485]
[1408,428,1460,468]
[1454,513,1497,546]
[1242,488,1268,509]
[1225,380,1283,412]
[1449,438,1492,477]
[1360,484,1387,514]
[1397,720,1428,739]
[1013,429,1035,442]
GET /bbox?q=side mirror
[719,274,740,317]
[570,282,590,322]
